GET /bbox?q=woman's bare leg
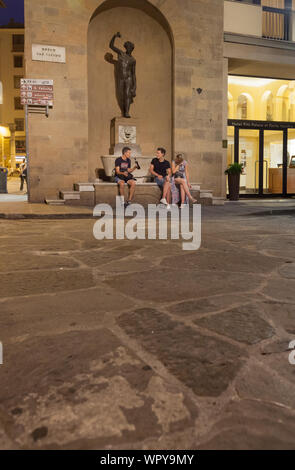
[174,178,194,201]
[180,185,186,204]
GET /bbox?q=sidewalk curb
[0,213,94,220]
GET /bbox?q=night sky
[0,0,24,26]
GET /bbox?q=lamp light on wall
[193,88,203,95]
[0,126,10,137]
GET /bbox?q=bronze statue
[109,32,136,118]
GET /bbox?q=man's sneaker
[124,201,131,209]
[160,198,168,205]
[166,204,171,210]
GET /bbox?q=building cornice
[224,32,295,52]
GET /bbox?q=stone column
[8,123,16,169]
[222,58,229,198]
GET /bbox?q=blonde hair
[175,153,184,165]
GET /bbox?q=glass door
[264,130,283,195]
[239,129,260,195]
[287,130,295,195]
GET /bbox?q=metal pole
[283,128,288,197]
[259,129,264,197]
[234,126,239,164]
[25,104,30,201]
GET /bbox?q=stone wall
[88,5,172,180]
[25,0,225,202]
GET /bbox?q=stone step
[199,190,213,199]
[60,190,81,200]
[45,199,65,205]
[190,184,201,191]
[212,197,225,206]
[73,183,95,192]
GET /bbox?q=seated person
[115,147,137,208]
[171,153,197,208]
[150,147,171,208]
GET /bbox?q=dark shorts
[115,176,135,184]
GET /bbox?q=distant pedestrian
[20,158,27,191]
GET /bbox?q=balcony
[224,1,295,44]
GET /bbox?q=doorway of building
[228,119,295,197]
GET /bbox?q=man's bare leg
[127,180,136,201]
[162,181,171,202]
[118,181,125,197]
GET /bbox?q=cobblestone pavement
[0,202,295,449]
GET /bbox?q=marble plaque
[118,125,136,144]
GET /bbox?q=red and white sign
[20,79,54,106]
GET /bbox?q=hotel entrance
[227,75,295,197]
[228,119,295,196]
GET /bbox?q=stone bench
[58,182,214,208]
[51,182,225,207]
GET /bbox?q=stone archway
[87,0,173,180]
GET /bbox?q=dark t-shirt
[151,158,171,177]
[115,157,131,174]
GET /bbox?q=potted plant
[225,163,243,201]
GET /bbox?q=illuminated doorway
[228,75,295,197]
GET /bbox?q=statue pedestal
[110,117,142,157]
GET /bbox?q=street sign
[32,44,66,63]
[20,79,54,106]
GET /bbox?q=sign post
[20,79,54,202]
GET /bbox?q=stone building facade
[0,26,25,169]
[24,0,225,203]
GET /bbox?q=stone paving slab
[198,399,295,450]
[117,308,247,398]
[0,201,294,449]
[0,330,198,449]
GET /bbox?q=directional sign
[20,79,54,106]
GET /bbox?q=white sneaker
[160,198,168,205]
[180,204,186,209]
[166,204,171,210]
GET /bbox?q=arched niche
[87,0,173,180]
[275,84,289,121]
[261,90,274,121]
[237,93,254,120]
[228,91,234,119]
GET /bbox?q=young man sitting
[115,147,138,208]
[150,147,171,209]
